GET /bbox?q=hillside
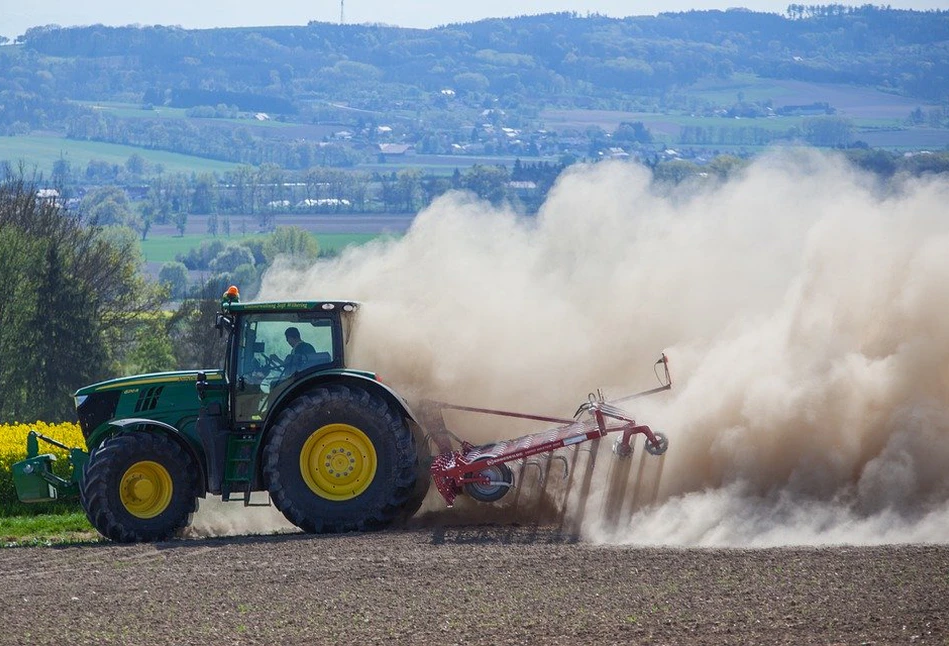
[1,5,947,175]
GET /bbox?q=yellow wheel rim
[300,423,377,501]
[119,461,173,519]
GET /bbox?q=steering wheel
[262,353,284,372]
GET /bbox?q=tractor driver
[270,326,318,376]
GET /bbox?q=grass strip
[0,511,99,547]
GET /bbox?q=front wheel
[80,432,200,543]
[263,385,419,533]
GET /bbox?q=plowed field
[1,524,946,645]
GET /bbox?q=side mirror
[215,314,233,338]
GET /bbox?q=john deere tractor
[13,287,430,542]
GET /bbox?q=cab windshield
[232,312,340,423]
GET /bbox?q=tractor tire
[80,432,200,543]
[263,384,419,533]
[396,422,433,524]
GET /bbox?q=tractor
[13,286,672,543]
[13,286,430,542]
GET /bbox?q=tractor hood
[74,370,223,398]
[74,370,224,442]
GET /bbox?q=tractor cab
[215,287,360,428]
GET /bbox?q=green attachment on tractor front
[12,430,88,503]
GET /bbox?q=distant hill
[14,7,949,105]
[1,6,947,173]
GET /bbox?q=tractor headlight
[74,395,88,409]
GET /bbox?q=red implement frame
[427,354,672,507]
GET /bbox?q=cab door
[232,312,341,426]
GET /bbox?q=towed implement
[13,286,671,542]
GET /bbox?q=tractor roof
[222,300,359,314]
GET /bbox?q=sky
[2,0,946,40]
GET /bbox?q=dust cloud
[186,496,298,539]
[247,148,949,547]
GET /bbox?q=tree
[263,226,320,265]
[174,211,188,237]
[396,169,422,212]
[613,121,653,144]
[81,186,142,232]
[167,284,228,370]
[653,159,700,183]
[462,165,511,205]
[453,72,490,94]
[158,262,190,299]
[707,155,748,179]
[0,174,160,421]
[802,116,853,147]
[191,172,217,214]
[127,315,176,375]
[51,157,72,185]
[125,153,146,176]
[209,245,256,273]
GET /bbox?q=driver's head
[285,327,301,347]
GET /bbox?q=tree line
[0,172,160,421]
[54,160,562,235]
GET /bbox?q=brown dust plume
[248,149,949,546]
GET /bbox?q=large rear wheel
[80,433,200,543]
[263,384,419,533]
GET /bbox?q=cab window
[233,313,338,423]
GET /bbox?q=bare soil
[1,523,946,646]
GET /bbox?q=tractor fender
[100,418,209,497]
[264,372,421,432]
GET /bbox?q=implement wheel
[80,432,200,543]
[263,384,419,533]
[463,458,514,503]
[644,432,669,456]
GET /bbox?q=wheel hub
[300,423,377,501]
[119,461,173,519]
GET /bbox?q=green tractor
[13,286,430,542]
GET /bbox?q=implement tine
[565,439,600,536]
[625,449,650,519]
[648,454,666,506]
[601,447,634,529]
[511,459,543,512]
[534,453,556,523]
[557,445,583,531]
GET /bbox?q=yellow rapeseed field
[0,422,86,477]
[0,422,86,513]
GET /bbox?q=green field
[73,100,296,129]
[74,100,191,120]
[687,73,794,104]
[0,134,241,176]
[140,232,387,264]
